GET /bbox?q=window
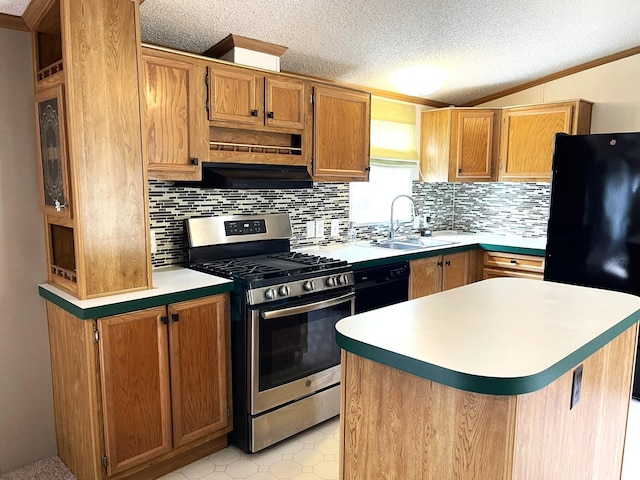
[350,161,417,224]
[350,97,420,225]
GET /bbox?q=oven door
[249,289,354,415]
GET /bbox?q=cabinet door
[419,108,452,182]
[312,84,370,181]
[442,251,471,291]
[209,65,263,125]
[143,53,208,181]
[499,103,573,182]
[34,85,72,218]
[98,307,172,476]
[168,295,231,448]
[450,110,499,181]
[265,76,305,130]
[410,256,443,299]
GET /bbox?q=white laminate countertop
[336,277,640,395]
[298,232,547,265]
[39,266,233,319]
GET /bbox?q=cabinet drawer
[483,251,544,274]
[483,267,543,281]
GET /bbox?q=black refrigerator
[544,131,640,399]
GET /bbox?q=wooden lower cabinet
[482,251,544,280]
[46,294,232,480]
[410,251,472,299]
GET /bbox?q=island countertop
[335,277,640,395]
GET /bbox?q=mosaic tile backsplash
[149,180,550,267]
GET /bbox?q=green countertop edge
[351,243,545,270]
[38,283,234,320]
[336,308,640,395]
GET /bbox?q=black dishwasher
[354,262,410,314]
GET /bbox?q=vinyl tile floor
[4,401,640,479]
[158,417,340,480]
[162,400,640,480]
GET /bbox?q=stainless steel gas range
[186,213,354,453]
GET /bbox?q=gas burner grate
[191,252,348,283]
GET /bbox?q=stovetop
[190,251,349,283]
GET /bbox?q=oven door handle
[261,292,355,320]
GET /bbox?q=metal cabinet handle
[445,260,451,266]
[191,158,199,166]
[267,111,274,119]
[54,200,68,212]
[251,109,259,117]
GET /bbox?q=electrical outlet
[331,219,340,237]
[570,364,583,409]
[306,221,315,239]
[315,220,325,238]
[150,230,157,255]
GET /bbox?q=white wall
[0,28,57,473]
[479,53,640,133]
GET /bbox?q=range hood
[183,162,313,189]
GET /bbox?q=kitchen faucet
[389,194,419,240]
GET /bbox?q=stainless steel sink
[368,238,457,251]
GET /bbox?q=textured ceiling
[3,0,640,105]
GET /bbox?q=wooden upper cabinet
[450,109,500,181]
[265,76,306,130]
[208,63,306,131]
[311,84,371,182]
[498,100,592,182]
[168,295,231,448]
[34,84,72,218]
[142,50,209,181]
[98,307,172,476]
[420,107,499,182]
[208,64,263,126]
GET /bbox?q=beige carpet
[0,456,75,480]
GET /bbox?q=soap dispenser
[420,215,432,237]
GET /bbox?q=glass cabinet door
[34,84,72,218]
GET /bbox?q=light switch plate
[315,220,325,238]
[306,221,315,238]
[150,230,157,255]
[331,219,340,237]
[570,364,583,409]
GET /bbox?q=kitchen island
[336,278,640,479]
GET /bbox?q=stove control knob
[337,275,347,285]
[303,281,315,291]
[325,277,336,287]
[264,288,276,300]
[278,285,290,297]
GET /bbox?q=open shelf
[210,141,302,156]
[34,0,63,83]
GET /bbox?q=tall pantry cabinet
[27,0,151,299]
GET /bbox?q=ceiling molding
[22,0,56,30]
[281,69,449,108]
[462,45,640,107]
[0,13,28,31]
